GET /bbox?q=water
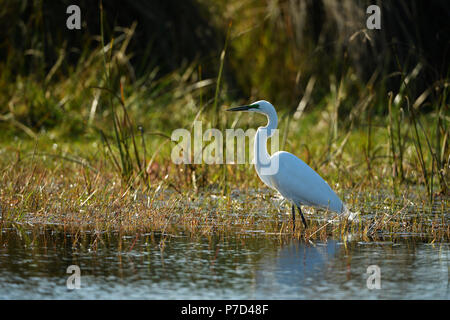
[0,225,448,299]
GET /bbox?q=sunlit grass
[0,128,448,243]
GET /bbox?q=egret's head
[226,100,275,115]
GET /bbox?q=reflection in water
[255,241,338,298]
[0,225,448,299]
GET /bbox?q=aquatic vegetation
[0,146,448,243]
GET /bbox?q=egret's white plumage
[228,100,356,230]
[266,151,343,213]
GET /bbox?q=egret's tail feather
[341,204,358,221]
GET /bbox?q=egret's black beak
[226,104,258,112]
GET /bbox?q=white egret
[227,100,356,231]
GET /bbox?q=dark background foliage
[1,0,448,117]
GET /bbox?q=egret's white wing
[267,151,343,213]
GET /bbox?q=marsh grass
[0,142,448,244]
[0,63,448,242]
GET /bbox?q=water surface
[0,225,448,299]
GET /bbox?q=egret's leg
[297,205,307,228]
[291,204,296,232]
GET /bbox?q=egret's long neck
[254,108,278,168]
